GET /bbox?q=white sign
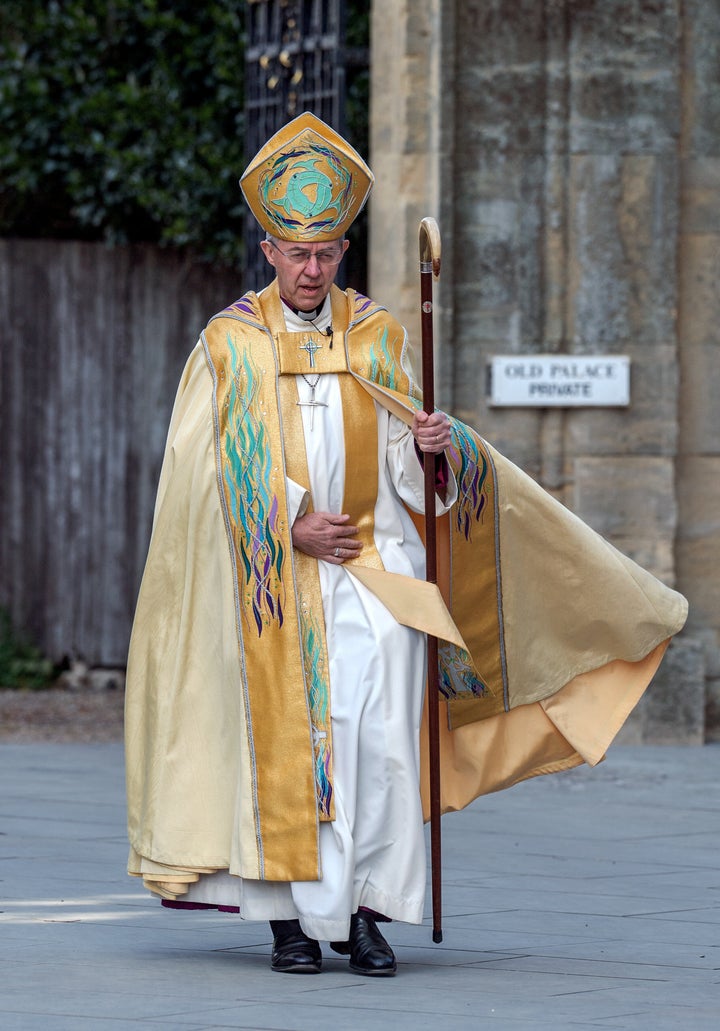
[488,355,630,407]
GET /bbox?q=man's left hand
[412,410,451,453]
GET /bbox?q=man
[125,114,687,977]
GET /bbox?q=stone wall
[369,0,719,742]
[676,0,720,739]
[369,0,445,379]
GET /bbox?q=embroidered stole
[201,282,501,878]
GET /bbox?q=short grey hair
[265,232,345,246]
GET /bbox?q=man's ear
[260,240,276,268]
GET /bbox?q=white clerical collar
[281,294,332,333]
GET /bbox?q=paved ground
[1,742,718,1030]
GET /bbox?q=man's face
[260,237,349,312]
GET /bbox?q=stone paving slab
[1,742,718,1030]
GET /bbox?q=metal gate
[244,0,367,291]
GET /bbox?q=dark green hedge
[0,1,246,264]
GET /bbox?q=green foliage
[0,1,246,264]
[0,609,55,690]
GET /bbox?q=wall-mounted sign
[487,355,630,407]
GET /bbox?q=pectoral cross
[299,337,322,369]
[297,374,327,430]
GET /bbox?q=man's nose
[303,254,322,274]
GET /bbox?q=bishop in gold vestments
[125,114,688,977]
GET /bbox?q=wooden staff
[419,216,443,944]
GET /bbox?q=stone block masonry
[370,0,718,740]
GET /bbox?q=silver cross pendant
[297,377,327,430]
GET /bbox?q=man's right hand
[291,511,363,565]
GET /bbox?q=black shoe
[330,911,397,976]
[270,919,322,974]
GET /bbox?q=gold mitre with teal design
[240,111,374,242]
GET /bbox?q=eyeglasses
[268,240,344,268]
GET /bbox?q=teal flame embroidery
[299,596,332,817]
[447,419,489,541]
[368,325,398,388]
[367,326,421,401]
[222,335,285,636]
[438,643,490,699]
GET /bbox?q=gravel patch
[0,686,125,742]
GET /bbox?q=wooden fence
[0,239,241,666]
